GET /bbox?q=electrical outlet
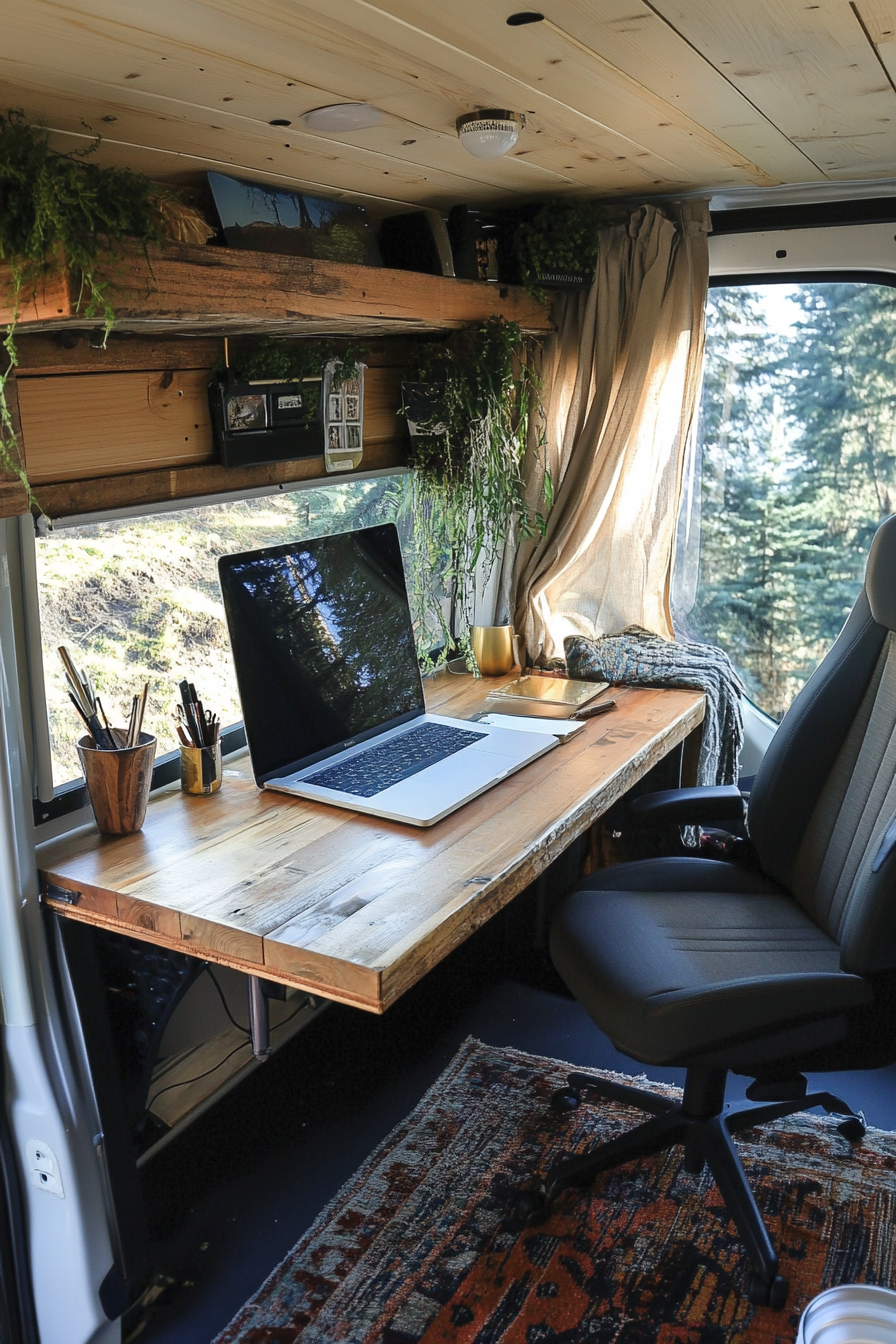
[25,1140,64,1199]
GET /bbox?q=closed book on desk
[485,675,609,720]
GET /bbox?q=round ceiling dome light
[302,102,383,132]
[456,109,523,159]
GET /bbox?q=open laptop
[217,523,557,826]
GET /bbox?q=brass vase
[471,625,515,676]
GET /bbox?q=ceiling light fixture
[456,109,523,159]
[302,102,383,132]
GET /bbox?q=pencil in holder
[77,733,156,835]
[180,742,223,795]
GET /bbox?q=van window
[35,476,402,791]
[672,281,896,721]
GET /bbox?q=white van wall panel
[710,222,896,277]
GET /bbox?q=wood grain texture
[0,0,796,209]
[25,436,407,521]
[15,361,402,487]
[0,242,554,337]
[39,677,705,1013]
[2,0,896,226]
[647,0,896,177]
[18,367,215,483]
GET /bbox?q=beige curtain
[512,199,710,666]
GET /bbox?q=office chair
[513,513,896,1310]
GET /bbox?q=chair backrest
[748,514,896,975]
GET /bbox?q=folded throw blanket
[564,625,744,787]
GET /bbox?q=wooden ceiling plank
[367,0,783,184]
[0,74,569,209]
[6,0,896,205]
[532,0,825,181]
[293,0,772,183]
[647,0,896,169]
[850,1,896,118]
[2,0,775,199]
[0,4,650,185]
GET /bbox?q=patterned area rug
[215,1038,896,1343]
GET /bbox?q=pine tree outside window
[672,281,896,721]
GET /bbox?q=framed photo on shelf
[323,359,366,474]
[226,393,268,432]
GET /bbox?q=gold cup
[471,625,515,677]
[180,742,223,795]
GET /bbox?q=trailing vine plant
[397,315,549,669]
[211,335,367,420]
[511,197,624,296]
[0,110,168,500]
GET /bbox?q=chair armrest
[627,785,746,827]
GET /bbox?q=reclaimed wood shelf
[39,673,705,1016]
[1,241,554,339]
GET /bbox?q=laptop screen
[218,524,424,783]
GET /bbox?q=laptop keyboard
[304,722,487,798]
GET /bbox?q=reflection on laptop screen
[218,524,424,783]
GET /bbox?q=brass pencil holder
[471,624,515,676]
[180,742,222,795]
[77,733,156,836]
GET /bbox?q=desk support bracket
[247,977,271,1059]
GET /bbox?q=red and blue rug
[214,1038,896,1342]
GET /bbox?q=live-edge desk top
[38,673,704,1014]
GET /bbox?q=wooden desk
[38,675,704,1014]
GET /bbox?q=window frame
[23,467,409,832]
[678,239,896,727]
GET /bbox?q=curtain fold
[512,199,711,666]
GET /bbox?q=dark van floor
[134,888,896,1344]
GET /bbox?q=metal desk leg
[247,977,271,1059]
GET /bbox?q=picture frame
[226,393,268,432]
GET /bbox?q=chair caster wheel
[748,1273,789,1310]
[509,1182,548,1225]
[550,1086,581,1114]
[837,1114,866,1143]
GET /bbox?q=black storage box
[209,379,323,469]
[378,209,454,276]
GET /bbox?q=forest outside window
[672,280,896,722]
[33,475,405,796]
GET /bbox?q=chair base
[511,1066,866,1311]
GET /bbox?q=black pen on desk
[572,698,617,721]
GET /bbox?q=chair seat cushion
[551,868,872,1065]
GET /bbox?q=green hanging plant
[396,315,549,669]
[511,197,625,296]
[210,335,366,420]
[0,110,169,502]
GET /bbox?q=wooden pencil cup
[180,743,222,795]
[77,733,156,835]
